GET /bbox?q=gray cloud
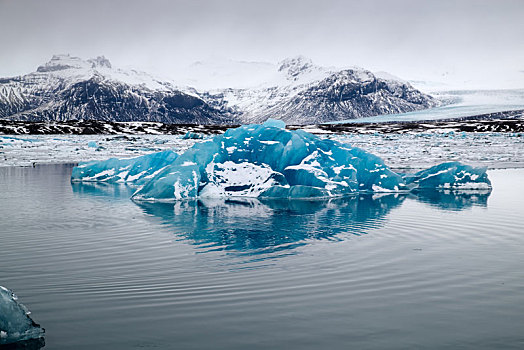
[1,0,523,88]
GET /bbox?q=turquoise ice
[405,162,492,190]
[71,120,491,201]
[72,150,178,185]
[0,286,44,345]
[182,131,205,140]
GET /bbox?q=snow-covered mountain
[0,54,235,124]
[0,55,438,125]
[203,56,439,124]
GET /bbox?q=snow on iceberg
[71,119,491,201]
[0,286,44,345]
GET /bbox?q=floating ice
[71,119,492,201]
[0,286,44,345]
[182,131,205,140]
[404,162,492,190]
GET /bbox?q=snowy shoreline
[1,109,523,135]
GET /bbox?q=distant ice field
[1,131,523,170]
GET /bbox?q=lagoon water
[1,164,524,349]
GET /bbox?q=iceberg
[0,286,44,345]
[405,162,492,190]
[71,119,491,201]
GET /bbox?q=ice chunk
[0,286,44,345]
[182,131,205,140]
[404,162,492,190]
[87,141,97,148]
[71,119,492,201]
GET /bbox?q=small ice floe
[404,162,491,190]
[182,131,205,140]
[71,119,492,201]
[0,286,45,346]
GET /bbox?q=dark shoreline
[1,109,523,135]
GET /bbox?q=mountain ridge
[0,54,439,125]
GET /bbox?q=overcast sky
[1,0,523,88]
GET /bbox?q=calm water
[1,164,524,349]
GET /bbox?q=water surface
[1,165,524,349]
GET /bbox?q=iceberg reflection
[0,338,45,350]
[410,189,491,211]
[134,194,406,253]
[71,182,136,200]
[71,182,491,253]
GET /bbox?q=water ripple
[1,166,524,349]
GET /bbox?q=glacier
[71,120,491,201]
[0,286,45,345]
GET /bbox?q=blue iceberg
[405,162,492,190]
[0,286,44,345]
[71,120,491,201]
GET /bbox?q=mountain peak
[36,54,88,73]
[36,54,112,73]
[277,55,315,79]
